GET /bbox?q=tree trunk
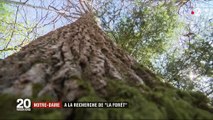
[0,13,212,119]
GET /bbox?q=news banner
[16,98,128,111]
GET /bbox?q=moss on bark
[1,78,212,120]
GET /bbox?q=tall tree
[0,10,212,119]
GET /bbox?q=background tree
[153,1,213,100]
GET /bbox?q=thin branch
[3,0,72,18]
[5,5,19,49]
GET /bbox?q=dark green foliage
[109,2,180,68]
[72,80,212,119]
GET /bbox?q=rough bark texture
[0,13,212,119]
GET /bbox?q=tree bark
[0,13,212,119]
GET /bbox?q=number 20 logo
[16,99,31,109]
